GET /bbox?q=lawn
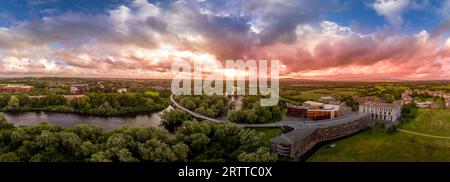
[399,109,450,137]
[308,109,450,162]
[307,130,450,162]
[144,91,160,96]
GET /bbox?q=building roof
[321,104,340,111]
[304,101,324,107]
[321,96,334,100]
[271,127,317,144]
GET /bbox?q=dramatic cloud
[372,0,410,29]
[0,0,449,80]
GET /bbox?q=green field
[308,109,450,162]
[307,130,450,162]
[144,91,160,96]
[283,88,358,101]
[400,109,450,136]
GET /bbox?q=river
[3,106,174,131]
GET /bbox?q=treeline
[175,95,228,118]
[228,96,282,124]
[0,113,277,162]
[0,93,169,116]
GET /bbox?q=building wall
[286,107,307,117]
[358,105,401,122]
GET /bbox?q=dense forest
[0,93,170,116]
[0,113,277,162]
[228,96,282,124]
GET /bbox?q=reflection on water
[4,106,173,131]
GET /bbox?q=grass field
[144,91,160,96]
[283,88,358,101]
[308,109,450,162]
[400,109,450,136]
[307,130,450,162]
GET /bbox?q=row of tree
[0,113,277,162]
[0,93,170,116]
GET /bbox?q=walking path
[398,128,450,140]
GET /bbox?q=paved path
[398,129,450,140]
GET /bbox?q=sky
[1,0,450,80]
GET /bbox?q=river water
[3,106,174,131]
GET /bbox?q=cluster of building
[70,84,88,95]
[286,100,352,120]
[402,89,450,109]
[0,85,33,94]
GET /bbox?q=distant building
[0,85,33,94]
[286,101,342,120]
[307,104,340,120]
[415,101,440,109]
[118,88,128,93]
[401,91,413,104]
[358,102,401,122]
[70,84,88,95]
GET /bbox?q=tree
[161,109,191,132]
[4,96,20,111]
[137,139,177,162]
[238,147,278,162]
[92,101,118,115]
[0,112,14,129]
[0,152,20,162]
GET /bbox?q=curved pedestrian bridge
[170,94,370,158]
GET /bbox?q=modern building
[358,102,401,122]
[0,85,33,94]
[286,101,342,120]
[307,104,340,120]
[70,84,88,94]
[271,114,369,158]
[286,104,308,117]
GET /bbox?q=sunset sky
[1,0,450,80]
